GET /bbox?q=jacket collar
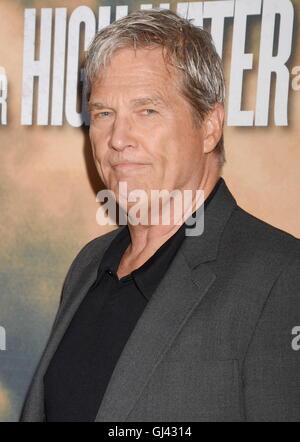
[180,177,237,268]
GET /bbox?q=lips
[114,163,146,167]
[111,161,150,168]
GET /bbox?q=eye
[142,109,157,115]
[96,111,112,117]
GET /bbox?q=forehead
[90,46,180,94]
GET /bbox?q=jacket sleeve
[242,250,300,422]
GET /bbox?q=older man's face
[89,47,208,209]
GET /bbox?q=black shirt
[44,178,222,422]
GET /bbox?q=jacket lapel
[95,178,238,422]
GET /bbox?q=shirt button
[107,269,113,276]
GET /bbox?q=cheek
[90,128,103,150]
[90,130,108,163]
[89,134,110,185]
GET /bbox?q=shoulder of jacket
[73,226,125,263]
[59,226,124,303]
[228,205,300,261]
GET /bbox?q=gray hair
[85,9,226,166]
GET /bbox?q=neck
[124,160,221,262]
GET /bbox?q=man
[20,9,300,422]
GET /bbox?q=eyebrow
[88,96,167,111]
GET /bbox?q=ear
[202,103,224,154]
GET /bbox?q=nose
[109,115,137,152]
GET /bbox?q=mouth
[112,162,150,169]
